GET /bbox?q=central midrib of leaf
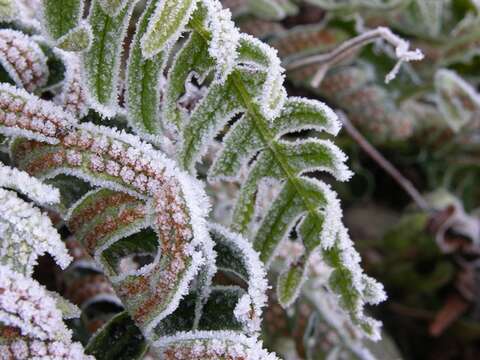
[231,75,320,222]
[141,61,155,133]
[189,19,323,233]
[58,0,69,37]
[96,14,111,103]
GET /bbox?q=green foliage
[86,312,148,360]
[0,0,398,358]
[41,0,83,40]
[140,0,198,58]
[83,0,136,115]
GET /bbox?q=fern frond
[0,29,49,92]
[0,83,74,144]
[154,0,384,340]
[140,0,198,59]
[97,0,130,15]
[0,265,93,359]
[0,162,60,204]
[126,0,168,137]
[153,330,279,359]
[53,49,89,117]
[0,82,212,340]
[0,187,71,275]
[55,21,92,52]
[0,0,387,351]
[209,224,268,333]
[40,0,91,51]
[83,0,136,116]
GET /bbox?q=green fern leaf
[159,3,384,339]
[55,21,92,52]
[84,0,136,116]
[277,259,306,308]
[162,27,214,131]
[141,0,198,59]
[97,0,130,16]
[41,0,84,41]
[126,0,167,136]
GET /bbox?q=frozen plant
[0,0,387,358]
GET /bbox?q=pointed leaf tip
[141,0,198,59]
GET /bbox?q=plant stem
[286,27,423,87]
[338,111,430,211]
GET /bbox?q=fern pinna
[0,0,385,358]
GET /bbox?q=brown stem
[286,27,423,87]
[338,111,430,211]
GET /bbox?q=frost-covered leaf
[0,82,74,144]
[180,74,242,170]
[247,0,298,20]
[0,83,213,340]
[0,0,388,348]
[321,224,387,339]
[197,286,246,331]
[153,330,280,359]
[0,162,60,204]
[0,265,93,359]
[40,0,84,45]
[98,0,130,16]
[55,21,92,52]
[141,0,198,59]
[435,69,480,132]
[303,277,380,360]
[0,0,17,22]
[179,37,288,171]
[202,0,241,82]
[154,287,245,336]
[126,0,167,136]
[171,7,384,339]
[85,311,148,360]
[53,49,89,117]
[162,27,214,131]
[210,224,268,333]
[0,29,49,92]
[0,188,71,275]
[277,259,306,308]
[83,0,136,116]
